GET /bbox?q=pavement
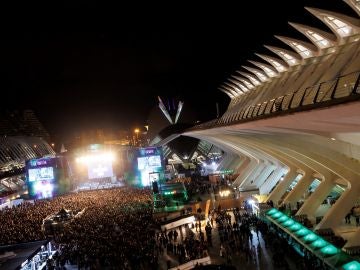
[158,209,298,270]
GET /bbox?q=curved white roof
[275,35,318,59]
[237,71,261,86]
[224,82,243,95]
[221,85,238,96]
[218,3,360,100]
[343,0,360,16]
[218,87,234,98]
[305,7,360,39]
[231,75,255,89]
[230,76,251,92]
[288,22,337,49]
[242,66,268,82]
[228,78,247,93]
[255,53,288,72]
[248,60,278,78]
[264,45,301,66]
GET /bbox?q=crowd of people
[155,226,209,268]
[0,187,159,269]
[184,175,212,199]
[52,187,157,269]
[1,178,355,270]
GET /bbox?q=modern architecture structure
[0,110,55,197]
[157,0,360,255]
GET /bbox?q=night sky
[1,1,357,140]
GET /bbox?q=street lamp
[134,128,140,146]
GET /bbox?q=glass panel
[264,100,275,114]
[290,88,306,108]
[302,86,317,105]
[316,80,337,102]
[334,73,359,98]
[258,102,268,115]
[281,94,293,110]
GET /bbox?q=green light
[282,219,295,227]
[342,261,360,270]
[289,222,302,232]
[320,245,339,256]
[272,212,282,219]
[302,233,318,243]
[273,212,285,219]
[278,215,289,223]
[267,208,278,215]
[272,212,283,219]
[295,228,311,237]
[310,239,329,249]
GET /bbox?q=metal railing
[189,71,360,131]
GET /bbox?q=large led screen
[87,159,114,179]
[137,155,161,170]
[28,167,54,182]
[28,179,55,200]
[26,157,71,200]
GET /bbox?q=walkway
[158,210,299,270]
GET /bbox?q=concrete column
[247,161,266,185]
[234,158,258,188]
[254,165,275,188]
[296,178,335,218]
[266,167,298,205]
[219,154,237,171]
[259,167,286,195]
[237,159,263,188]
[316,184,360,230]
[282,172,314,208]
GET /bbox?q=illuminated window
[307,31,330,48]
[325,16,353,37]
[290,42,313,58]
[277,51,298,65]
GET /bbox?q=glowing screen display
[28,167,54,182]
[137,155,161,170]
[26,157,71,200]
[134,147,164,187]
[27,166,56,200]
[87,159,114,179]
